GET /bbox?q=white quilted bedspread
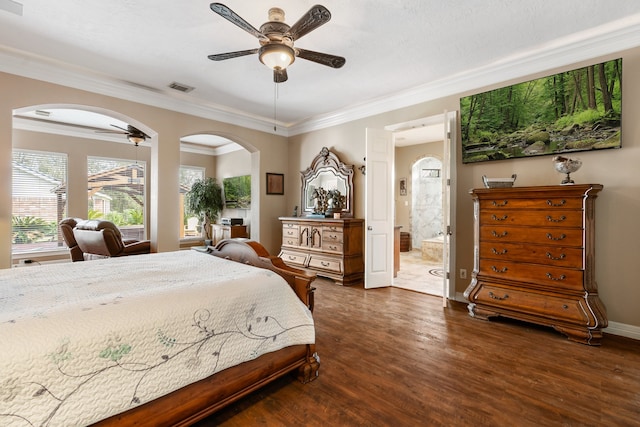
[0,250,314,426]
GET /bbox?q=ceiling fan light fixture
[127,135,146,146]
[259,44,294,70]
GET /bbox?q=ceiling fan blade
[274,69,288,83]
[210,3,268,42]
[110,124,129,132]
[95,130,126,134]
[208,48,259,61]
[96,124,127,134]
[286,5,332,41]
[296,48,345,68]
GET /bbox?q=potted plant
[185,177,224,245]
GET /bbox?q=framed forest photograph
[460,58,622,163]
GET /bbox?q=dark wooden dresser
[279,217,364,286]
[464,184,607,345]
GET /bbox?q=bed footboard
[94,344,319,427]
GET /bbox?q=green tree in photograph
[461,58,622,163]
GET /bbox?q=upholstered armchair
[61,218,151,261]
[59,217,85,262]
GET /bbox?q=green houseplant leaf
[185,177,224,241]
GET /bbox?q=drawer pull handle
[329,235,338,240]
[491,214,508,221]
[546,215,567,223]
[287,231,294,235]
[546,273,567,281]
[546,233,566,241]
[492,230,508,238]
[491,266,508,273]
[546,199,567,207]
[329,246,337,250]
[546,252,566,260]
[488,291,509,301]
[492,200,508,207]
[491,248,508,255]
[321,261,330,267]
[288,256,296,261]
[562,304,569,309]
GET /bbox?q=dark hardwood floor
[196,278,640,426]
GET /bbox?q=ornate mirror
[301,147,354,217]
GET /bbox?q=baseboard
[454,292,467,303]
[452,294,639,342]
[605,321,640,341]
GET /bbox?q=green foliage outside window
[12,216,57,244]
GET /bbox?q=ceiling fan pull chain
[273,82,278,132]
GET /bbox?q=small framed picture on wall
[399,177,407,196]
[266,173,284,195]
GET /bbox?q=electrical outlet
[459,269,467,279]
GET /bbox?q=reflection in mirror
[304,169,347,210]
[301,147,354,217]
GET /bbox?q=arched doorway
[411,156,443,248]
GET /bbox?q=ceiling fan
[207,3,346,83]
[96,124,150,146]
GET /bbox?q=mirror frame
[300,147,354,218]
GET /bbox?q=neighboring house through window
[11,149,68,255]
[87,156,146,241]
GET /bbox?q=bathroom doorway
[366,111,457,301]
[393,147,447,296]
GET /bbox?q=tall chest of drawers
[279,217,364,286]
[464,185,607,345]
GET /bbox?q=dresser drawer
[478,259,584,291]
[322,242,343,253]
[323,224,344,232]
[478,197,584,210]
[479,242,583,268]
[282,226,300,245]
[282,223,300,234]
[282,236,299,247]
[279,250,308,266]
[480,225,584,246]
[323,229,343,244]
[471,283,589,324]
[480,210,583,228]
[308,255,343,273]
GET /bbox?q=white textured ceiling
[2,0,640,142]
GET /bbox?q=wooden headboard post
[207,239,317,312]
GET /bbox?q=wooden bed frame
[94,239,319,426]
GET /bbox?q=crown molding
[0,45,289,137]
[287,14,640,136]
[3,14,640,139]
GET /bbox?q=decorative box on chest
[464,184,607,345]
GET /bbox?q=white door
[441,111,458,303]
[364,128,394,289]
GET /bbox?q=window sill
[12,249,70,266]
